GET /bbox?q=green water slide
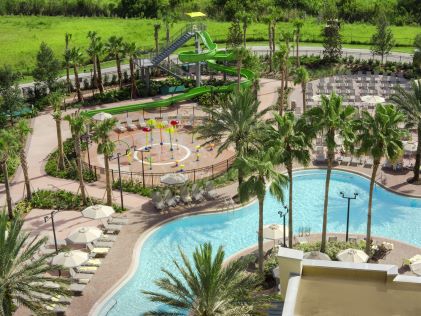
[85,31,255,117]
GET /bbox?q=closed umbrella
[336,248,369,263]
[52,250,89,268]
[304,251,331,261]
[82,204,115,219]
[160,173,188,185]
[262,224,288,240]
[92,112,112,121]
[66,226,102,244]
[410,260,421,276]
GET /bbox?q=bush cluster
[294,240,366,260]
[112,179,152,197]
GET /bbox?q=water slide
[85,31,255,117]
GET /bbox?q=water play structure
[85,25,255,117]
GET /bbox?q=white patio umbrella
[304,251,331,261]
[52,250,89,268]
[160,173,188,185]
[410,260,421,276]
[92,112,112,121]
[361,95,385,104]
[66,226,102,244]
[262,224,288,240]
[82,204,115,219]
[336,248,369,263]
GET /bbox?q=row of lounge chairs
[152,182,218,211]
[115,114,196,133]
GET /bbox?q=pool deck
[8,77,421,316]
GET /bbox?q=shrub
[294,240,366,260]
[0,155,19,183]
[112,179,152,197]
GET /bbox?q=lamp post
[133,146,149,188]
[44,207,61,276]
[278,205,289,247]
[340,191,358,242]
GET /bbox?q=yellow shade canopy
[186,12,206,18]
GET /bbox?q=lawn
[0,16,418,74]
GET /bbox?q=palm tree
[105,36,124,89]
[69,47,84,102]
[238,11,252,47]
[92,118,117,206]
[274,45,288,115]
[87,31,99,91]
[390,80,421,183]
[154,23,161,54]
[15,119,33,201]
[87,32,105,94]
[266,112,313,248]
[0,130,18,219]
[236,149,288,273]
[0,213,69,316]
[64,32,72,92]
[161,11,175,64]
[195,88,268,187]
[294,66,310,112]
[124,42,139,99]
[414,34,421,70]
[305,93,355,252]
[293,19,304,67]
[48,92,65,170]
[64,112,88,205]
[356,105,405,254]
[143,243,266,315]
[280,31,294,89]
[232,46,249,90]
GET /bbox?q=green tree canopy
[32,42,61,92]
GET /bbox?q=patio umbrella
[410,260,421,276]
[336,248,369,263]
[82,204,115,219]
[262,224,288,240]
[66,226,102,244]
[304,251,331,261]
[361,95,385,104]
[160,173,188,185]
[92,112,112,121]
[52,250,89,268]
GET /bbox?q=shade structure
[92,112,112,121]
[66,226,102,244]
[262,224,288,240]
[336,248,369,263]
[186,12,206,18]
[304,251,331,261]
[160,173,188,185]
[82,204,115,219]
[410,260,421,276]
[52,250,89,268]
[361,95,385,104]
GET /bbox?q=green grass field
[0,16,418,74]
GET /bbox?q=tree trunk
[412,126,421,182]
[268,23,273,73]
[285,57,289,89]
[116,54,122,89]
[366,161,379,254]
[237,62,242,91]
[287,164,293,248]
[92,55,98,90]
[66,65,70,93]
[104,153,112,206]
[258,196,264,273]
[129,59,138,99]
[166,27,170,64]
[74,132,87,205]
[2,162,13,220]
[73,65,83,102]
[271,23,276,57]
[296,33,300,67]
[321,150,334,253]
[96,57,104,94]
[243,25,247,47]
[55,118,65,170]
[20,148,31,200]
[302,84,306,112]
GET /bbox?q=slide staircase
[85,29,255,117]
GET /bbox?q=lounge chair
[163,189,178,207]
[350,156,361,166]
[101,219,122,233]
[138,116,146,128]
[69,268,92,284]
[93,240,113,248]
[83,258,102,266]
[341,156,351,165]
[97,234,118,242]
[364,157,373,167]
[151,191,166,211]
[115,121,127,133]
[108,216,129,225]
[180,186,192,205]
[76,266,98,274]
[204,181,218,200]
[126,118,136,131]
[87,243,110,257]
[192,184,204,202]
[70,283,86,296]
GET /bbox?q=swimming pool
[99,169,421,315]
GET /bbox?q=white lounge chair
[69,268,92,284]
[126,118,136,131]
[115,121,127,133]
[138,116,146,128]
[180,186,192,205]
[151,191,166,211]
[70,283,86,295]
[76,266,98,274]
[314,146,326,163]
[204,181,218,200]
[163,189,177,207]
[108,216,129,225]
[100,219,122,233]
[87,243,109,257]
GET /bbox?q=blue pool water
[100,169,421,315]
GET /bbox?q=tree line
[0,0,420,25]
